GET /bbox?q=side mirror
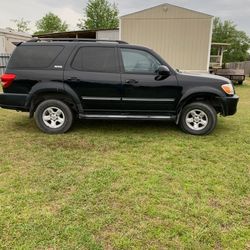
[157,65,171,76]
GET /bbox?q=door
[64,46,121,111]
[120,48,181,113]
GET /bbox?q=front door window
[121,48,161,74]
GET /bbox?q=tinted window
[72,47,118,73]
[9,45,63,69]
[121,49,161,74]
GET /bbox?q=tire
[179,102,217,136]
[238,80,243,85]
[34,99,73,134]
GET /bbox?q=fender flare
[25,81,83,113]
[175,87,225,124]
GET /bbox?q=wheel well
[182,94,223,112]
[176,93,223,123]
[29,92,78,117]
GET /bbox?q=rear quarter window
[8,45,64,69]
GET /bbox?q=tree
[12,18,30,32]
[212,17,250,63]
[78,0,119,30]
[35,12,69,35]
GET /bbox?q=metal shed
[35,29,119,41]
[120,4,213,72]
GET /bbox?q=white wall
[96,30,119,40]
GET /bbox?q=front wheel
[34,99,73,134]
[179,102,217,135]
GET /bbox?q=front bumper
[217,95,239,116]
[0,93,28,111]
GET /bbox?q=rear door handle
[125,79,138,84]
[67,77,80,82]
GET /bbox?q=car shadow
[10,115,181,136]
[71,119,180,133]
[10,115,234,138]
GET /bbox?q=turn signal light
[0,74,16,88]
[221,83,234,95]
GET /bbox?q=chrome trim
[54,65,63,69]
[81,97,175,102]
[122,98,175,102]
[82,96,121,101]
[81,114,172,120]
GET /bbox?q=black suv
[0,38,239,135]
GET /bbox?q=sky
[0,0,250,35]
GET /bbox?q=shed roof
[34,29,118,39]
[121,3,213,19]
[211,42,231,47]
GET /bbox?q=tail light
[0,74,16,88]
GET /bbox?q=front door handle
[67,77,80,82]
[125,79,138,84]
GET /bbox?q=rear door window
[8,45,63,69]
[72,47,119,73]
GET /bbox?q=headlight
[221,83,234,95]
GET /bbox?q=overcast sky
[0,0,250,35]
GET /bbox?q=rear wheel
[180,102,217,135]
[34,99,73,134]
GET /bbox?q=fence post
[0,53,11,75]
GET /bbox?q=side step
[79,114,176,121]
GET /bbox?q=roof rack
[27,38,128,44]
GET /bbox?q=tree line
[11,0,119,35]
[9,0,250,63]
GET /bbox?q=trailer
[216,69,245,85]
[0,28,31,54]
[210,42,246,85]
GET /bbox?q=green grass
[0,80,250,249]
